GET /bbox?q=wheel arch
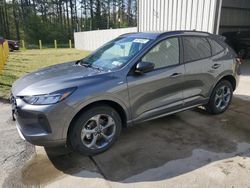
[66,99,128,144]
[218,75,236,91]
[206,74,235,114]
[208,74,236,100]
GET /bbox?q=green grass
[0,49,90,99]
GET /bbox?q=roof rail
[157,30,211,39]
[119,32,139,37]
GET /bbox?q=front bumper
[12,97,72,147]
[16,120,25,140]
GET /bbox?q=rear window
[183,37,211,62]
[208,38,224,55]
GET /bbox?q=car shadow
[21,97,250,185]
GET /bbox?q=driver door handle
[170,73,182,78]
[212,63,221,69]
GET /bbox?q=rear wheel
[9,45,14,52]
[69,105,122,155]
[206,80,233,114]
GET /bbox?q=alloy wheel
[80,114,116,149]
[214,85,231,110]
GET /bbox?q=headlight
[21,87,76,105]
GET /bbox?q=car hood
[12,61,108,96]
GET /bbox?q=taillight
[236,58,242,65]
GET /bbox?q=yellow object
[0,45,4,72]
[69,40,72,49]
[54,40,57,49]
[3,41,9,64]
[0,41,9,72]
[39,40,42,49]
[22,40,25,49]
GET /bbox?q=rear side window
[183,37,211,62]
[207,38,224,55]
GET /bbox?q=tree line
[0,0,137,44]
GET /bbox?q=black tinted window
[183,37,211,62]
[208,38,224,55]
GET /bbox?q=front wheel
[69,105,122,155]
[206,80,233,114]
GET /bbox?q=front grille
[10,93,17,121]
[10,93,15,104]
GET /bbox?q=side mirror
[135,61,155,74]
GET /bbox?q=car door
[127,37,185,122]
[181,36,217,107]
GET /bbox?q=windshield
[80,37,151,71]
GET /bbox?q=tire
[9,45,14,52]
[206,80,233,114]
[69,105,122,155]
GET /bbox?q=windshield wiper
[81,63,91,68]
[77,59,103,71]
[90,65,103,71]
[76,59,91,67]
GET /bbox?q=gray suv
[11,31,241,155]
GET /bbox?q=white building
[75,0,250,50]
[138,0,250,34]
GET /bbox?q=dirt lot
[1,61,250,188]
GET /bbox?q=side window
[207,38,224,55]
[142,38,179,69]
[183,37,211,62]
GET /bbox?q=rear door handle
[170,73,182,77]
[212,63,221,69]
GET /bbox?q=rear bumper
[9,44,19,50]
[13,46,19,50]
